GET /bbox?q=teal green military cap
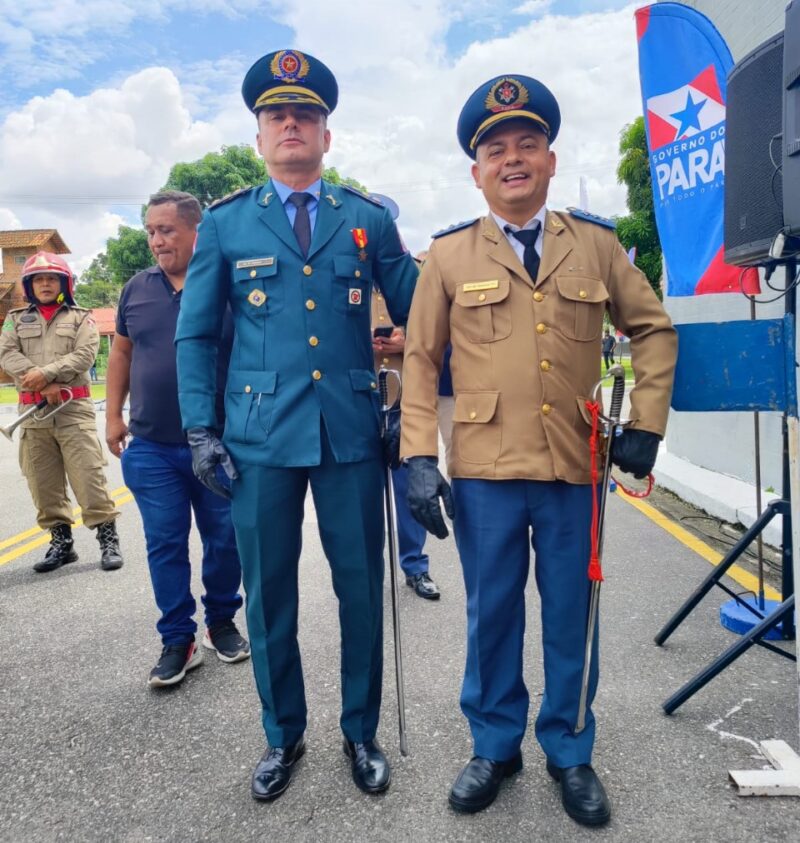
[242,49,339,114]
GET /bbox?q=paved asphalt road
[0,408,798,842]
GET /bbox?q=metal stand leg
[662,596,796,714]
[654,500,789,645]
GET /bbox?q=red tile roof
[90,307,117,334]
[0,229,69,252]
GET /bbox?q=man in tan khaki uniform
[400,75,676,824]
[0,252,122,573]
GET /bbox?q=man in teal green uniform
[175,50,417,801]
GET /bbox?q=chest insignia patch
[349,288,363,305]
[247,289,267,307]
[463,280,499,293]
[19,314,38,323]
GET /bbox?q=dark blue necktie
[508,221,541,281]
[288,192,312,257]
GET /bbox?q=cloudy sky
[0,0,643,273]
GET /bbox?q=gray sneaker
[203,620,251,663]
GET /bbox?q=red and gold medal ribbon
[352,228,368,249]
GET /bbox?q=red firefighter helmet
[21,251,75,305]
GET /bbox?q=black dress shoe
[546,761,611,826]
[251,737,305,801]
[449,754,523,813]
[343,738,391,793]
[405,572,441,600]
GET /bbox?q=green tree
[74,253,119,308]
[105,226,152,284]
[322,166,367,193]
[161,144,267,208]
[614,117,662,297]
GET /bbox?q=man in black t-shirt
[106,190,249,688]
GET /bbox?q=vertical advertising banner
[635,3,759,296]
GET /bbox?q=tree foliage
[614,117,663,297]
[74,227,151,306]
[162,145,267,208]
[73,253,117,308]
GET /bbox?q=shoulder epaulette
[566,207,616,230]
[7,306,29,314]
[432,219,479,239]
[341,185,383,206]
[208,186,255,210]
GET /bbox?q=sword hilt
[377,367,402,414]
[608,364,625,422]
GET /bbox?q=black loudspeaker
[783,0,800,236]
[724,31,784,266]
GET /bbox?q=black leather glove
[611,428,660,479]
[186,427,239,499]
[406,456,455,539]
[383,410,401,470]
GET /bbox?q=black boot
[96,520,123,571]
[33,524,78,573]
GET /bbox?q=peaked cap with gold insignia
[457,74,560,158]
[242,49,338,115]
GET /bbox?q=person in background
[371,210,440,600]
[106,190,249,689]
[601,329,616,371]
[0,252,123,573]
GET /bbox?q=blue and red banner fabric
[635,3,759,296]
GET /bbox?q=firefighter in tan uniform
[400,75,677,824]
[0,252,123,573]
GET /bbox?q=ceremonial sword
[575,364,626,734]
[378,367,410,756]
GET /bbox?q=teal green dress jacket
[175,179,418,467]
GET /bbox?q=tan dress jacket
[400,211,677,483]
[0,304,98,428]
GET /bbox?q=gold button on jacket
[399,211,677,483]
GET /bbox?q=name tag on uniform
[463,280,499,293]
[236,257,275,269]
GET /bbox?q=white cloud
[0,208,20,229]
[0,1,262,87]
[0,67,224,268]
[513,0,554,15]
[0,2,643,265]
[283,2,641,251]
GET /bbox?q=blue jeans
[121,437,243,645]
[389,464,429,577]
